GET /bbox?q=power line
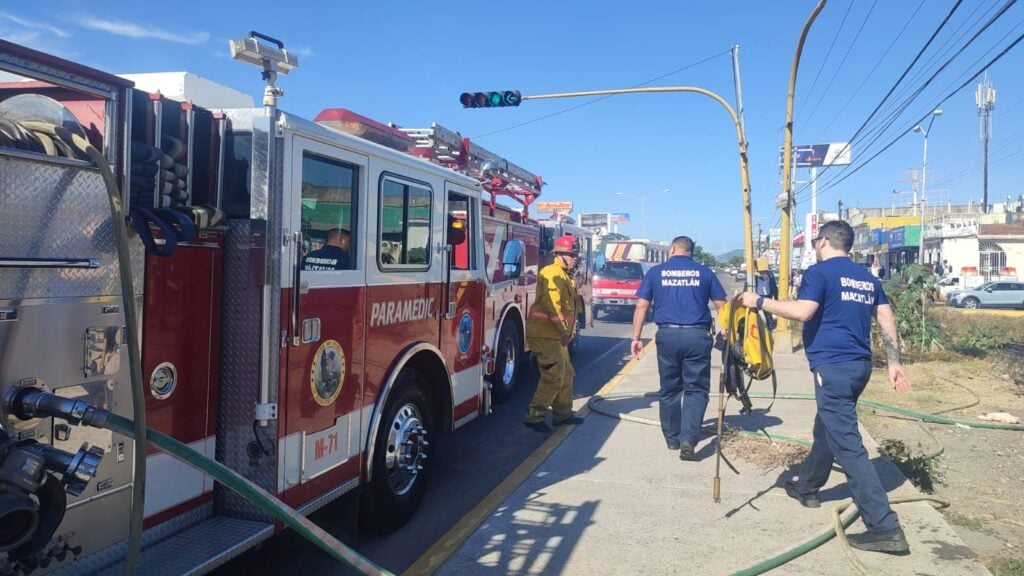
[470,48,732,140]
[799,2,1021,200]
[802,0,878,132]
[791,0,965,198]
[790,0,1015,199]
[812,0,927,142]
[795,0,855,126]
[807,28,1024,201]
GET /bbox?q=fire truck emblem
[310,340,345,407]
[457,311,473,354]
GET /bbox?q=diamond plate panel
[0,49,121,100]
[216,219,279,521]
[94,517,272,576]
[0,155,122,299]
[50,503,214,576]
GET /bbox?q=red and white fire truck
[592,240,667,319]
[0,34,589,575]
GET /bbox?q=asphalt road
[216,313,643,576]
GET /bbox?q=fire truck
[0,34,586,575]
[592,240,667,319]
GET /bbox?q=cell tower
[976,73,996,213]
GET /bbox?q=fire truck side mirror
[501,240,525,279]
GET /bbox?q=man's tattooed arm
[880,329,901,366]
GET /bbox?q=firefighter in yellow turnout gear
[524,235,585,433]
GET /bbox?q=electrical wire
[470,48,732,139]
[801,0,877,132]
[803,28,1024,201]
[812,0,927,142]
[795,0,855,127]
[790,0,965,200]
[822,6,1024,194]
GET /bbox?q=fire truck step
[94,517,274,576]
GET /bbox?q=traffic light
[459,90,522,108]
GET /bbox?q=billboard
[580,212,610,234]
[611,213,630,223]
[535,201,574,213]
[778,142,852,168]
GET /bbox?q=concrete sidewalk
[437,347,989,575]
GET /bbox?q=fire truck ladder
[400,123,543,217]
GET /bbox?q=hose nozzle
[3,387,109,428]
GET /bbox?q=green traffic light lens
[488,92,502,106]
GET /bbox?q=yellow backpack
[717,295,776,415]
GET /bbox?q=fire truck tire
[491,323,522,403]
[362,370,434,533]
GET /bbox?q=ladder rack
[399,123,543,217]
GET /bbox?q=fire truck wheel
[363,370,434,533]
[491,323,522,403]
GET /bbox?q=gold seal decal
[310,340,345,407]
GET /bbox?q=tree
[691,244,718,267]
[728,255,744,268]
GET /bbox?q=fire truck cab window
[380,178,432,268]
[447,193,475,270]
[300,152,358,271]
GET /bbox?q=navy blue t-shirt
[303,245,350,270]
[636,256,726,325]
[798,256,890,370]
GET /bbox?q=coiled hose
[587,389,1021,576]
[12,120,150,576]
[8,119,390,575]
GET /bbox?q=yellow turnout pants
[524,336,575,423]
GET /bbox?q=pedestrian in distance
[523,235,585,433]
[631,236,727,461]
[740,219,913,556]
[303,228,351,270]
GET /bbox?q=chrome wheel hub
[501,338,516,385]
[384,403,428,496]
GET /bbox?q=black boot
[847,527,910,556]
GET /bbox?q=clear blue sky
[4,1,1023,255]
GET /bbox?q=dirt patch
[860,359,1024,573]
[721,425,809,471]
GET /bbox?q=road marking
[401,339,655,576]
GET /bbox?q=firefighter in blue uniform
[631,236,726,460]
[740,220,912,556]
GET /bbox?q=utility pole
[976,73,996,214]
[780,0,828,304]
[731,45,747,138]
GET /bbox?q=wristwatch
[756,295,765,310]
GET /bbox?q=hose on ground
[587,389,1016,575]
[103,412,394,576]
[18,120,150,576]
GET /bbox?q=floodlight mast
[229,31,300,112]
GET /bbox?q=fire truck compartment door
[280,134,367,491]
[441,184,486,425]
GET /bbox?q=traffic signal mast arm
[401,122,543,218]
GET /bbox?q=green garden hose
[103,412,394,576]
[587,389,1018,575]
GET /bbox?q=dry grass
[721,425,809,470]
[863,358,1024,417]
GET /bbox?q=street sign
[611,213,630,223]
[535,201,574,213]
[778,142,853,168]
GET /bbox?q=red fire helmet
[553,235,578,255]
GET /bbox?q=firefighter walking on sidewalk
[524,235,585,433]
